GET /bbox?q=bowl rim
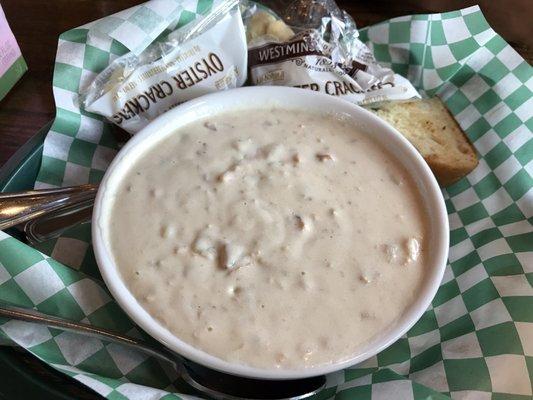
[92,86,449,380]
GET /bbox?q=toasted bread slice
[371,98,478,186]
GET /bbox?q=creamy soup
[108,108,428,369]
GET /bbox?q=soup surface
[108,108,428,369]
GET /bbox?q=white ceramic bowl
[92,86,449,380]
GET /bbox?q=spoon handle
[0,184,98,231]
[0,300,177,368]
[0,301,327,400]
[24,200,93,245]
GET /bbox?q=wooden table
[0,1,530,398]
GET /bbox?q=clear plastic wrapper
[243,0,420,104]
[80,0,247,134]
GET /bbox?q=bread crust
[370,98,479,187]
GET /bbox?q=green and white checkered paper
[1,2,532,399]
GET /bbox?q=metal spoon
[0,301,326,400]
[0,184,97,242]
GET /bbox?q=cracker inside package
[81,0,247,134]
[244,0,419,104]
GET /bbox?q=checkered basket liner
[0,3,531,399]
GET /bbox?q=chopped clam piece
[217,163,239,182]
[316,153,334,162]
[217,170,234,182]
[220,243,246,270]
[204,121,217,131]
[292,153,300,165]
[232,138,255,157]
[173,245,188,255]
[294,215,312,232]
[159,225,175,239]
[295,215,305,230]
[262,143,285,162]
[192,227,218,259]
